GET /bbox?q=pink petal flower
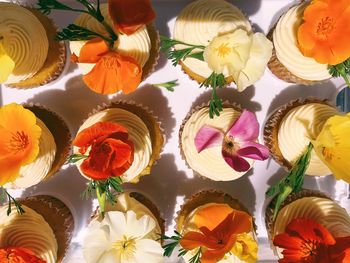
[194,125,224,153]
[222,150,251,172]
[227,110,259,142]
[237,141,270,160]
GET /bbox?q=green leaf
[189,248,202,263]
[1,188,25,216]
[80,181,95,200]
[328,57,350,88]
[160,231,183,257]
[37,0,76,15]
[66,153,88,164]
[188,51,204,61]
[152,79,179,92]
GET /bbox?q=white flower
[83,210,164,263]
[203,29,272,91]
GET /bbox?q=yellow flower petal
[0,43,15,83]
[231,233,258,263]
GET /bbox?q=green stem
[100,20,118,46]
[96,185,106,217]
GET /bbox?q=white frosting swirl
[181,107,254,181]
[174,0,251,79]
[0,3,48,84]
[278,103,339,176]
[69,4,151,75]
[5,118,56,189]
[0,204,58,263]
[76,108,152,183]
[273,3,331,81]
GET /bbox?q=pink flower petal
[237,141,270,160]
[194,125,224,153]
[222,150,251,172]
[227,110,259,142]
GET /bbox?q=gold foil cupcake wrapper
[142,23,160,81]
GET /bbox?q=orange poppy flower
[273,218,350,263]
[108,0,156,35]
[0,247,46,263]
[72,38,142,94]
[73,122,134,180]
[297,0,350,65]
[180,204,253,263]
[0,103,41,186]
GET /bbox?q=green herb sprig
[66,153,88,164]
[266,143,313,220]
[151,79,179,92]
[329,58,350,88]
[0,187,25,216]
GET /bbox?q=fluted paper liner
[263,98,334,171]
[20,195,74,263]
[24,104,71,181]
[9,8,66,89]
[176,190,256,232]
[142,23,160,81]
[79,100,164,183]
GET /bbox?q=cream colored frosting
[174,0,252,79]
[278,103,339,176]
[181,203,256,263]
[0,3,49,84]
[0,204,58,262]
[181,107,254,181]
[273,3,331,81]
[69,4,151,75]
[75,108,152,183]
[5,118,56,189]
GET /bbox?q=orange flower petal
[201,233,237,263]
[108,0,156,35]
[180,231,213,250]
[83,52,142,94]
[194,204,234,231]
[229,210,253,235]
[0,247,45,263]
[0,157,21,186]
[74,38,109,63]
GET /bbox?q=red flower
[73,122,134,180]
[0,247,46,263]
[108,0,156,35]
[273,218,350,263]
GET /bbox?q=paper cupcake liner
[141,23,160,81]
[264,189,330,254]
[178,101,243,181]
[263,98,334,171]
[20,195,74,263]
[175,189,256,233]
[24,103,71,181]
[8,8,66,89]
[77,100,165,183]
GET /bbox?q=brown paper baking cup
[142,23,160,81]
[178,101,243,180]
[20,195,74,263]
[9,8,66,89]
[263,98,333,171]
[24,104,71,180]
[176,190,256,232]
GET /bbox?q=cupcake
[268,0,350,85]
[71,101,164,214]
[0,3,66,88]
[83,192,164,263]
[0,103,71,190]
[163,190,258,263]
[0,195,74,263]
[265,190,350,261]
[180,103,269,181]
[66,0,159,94]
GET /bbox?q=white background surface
[1,0,350,262]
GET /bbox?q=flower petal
[227,110,259,142]
[72,38,109,63]
[180,231,211,250]
[124,211,156,239]
[99,249,119,263]
[0,43,15,83]
[201,232,237,263]
[331,236,350,262]
[222,150,251,172]
[83,52,142,94]
[229,210,253,235]
[108,0,156,35]
[194,125,224,153]
[194,204,234,231]
[237,141,269,160]
[102,211,127,242]
[0,157,21,186]
[133,239,163,263]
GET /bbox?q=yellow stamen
[113,235,136,260]
[322,147,334,161]
[215,43,232,58]
[317,17,335,37]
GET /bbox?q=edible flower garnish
[70,121,134,216]
[297,0,350,87]
[0,247,46,263]
[0,43,15,83]
[273,218,350,263]
[161,204,257,263]
[194,110,269,172]
[83,210,163,263]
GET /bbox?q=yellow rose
[312,113,350,183]
[230,233,258,263]
[0,42,15,83]
[203,29,272,91]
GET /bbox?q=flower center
[113,235,137,260]
[316,17,335,38]
[322,147,333,161]
[8,131,29,153]
[215,43,232,58]
[300,239,323,260]
[223,135,240,154]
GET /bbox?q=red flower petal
[194,125,224,153]
[227,110,259,142]
[222,150,251,172]
[237,141,270,160]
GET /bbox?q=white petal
[133,239,164,263]
[98,249,120,263]
[124,211,156,239]
[103,211,127,242]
